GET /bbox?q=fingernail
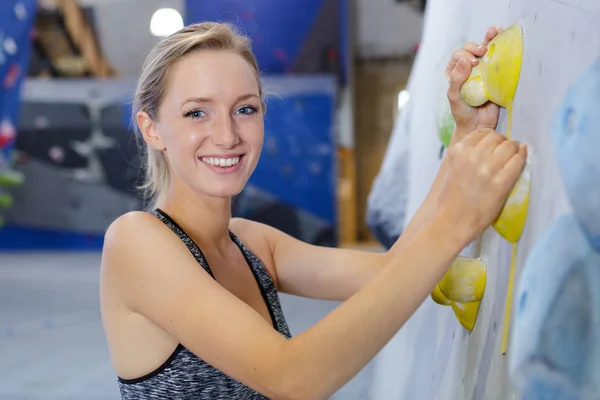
[478,45,486,50]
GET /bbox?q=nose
[212,114,239,149]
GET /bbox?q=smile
[200,155,242,168]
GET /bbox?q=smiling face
[138,50,264,200]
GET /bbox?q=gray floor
[0,252,374,399]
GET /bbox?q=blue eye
[236,106,258,115]
[184,109,206,119]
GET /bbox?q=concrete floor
[0,251,375,399]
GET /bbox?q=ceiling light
[150,8,183,38]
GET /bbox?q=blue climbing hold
[510,214,600,398]
[552,58,600,252]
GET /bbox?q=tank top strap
[228,230,277,295]
[229,230,292,338]
[150,208,215,279]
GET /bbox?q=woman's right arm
[101,129,526,400]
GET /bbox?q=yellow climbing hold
[431,285,452,306]
[430,256,487,331]
[460,23,524,108]
[493,164,531,243]
[451,300,481,332]
[438,256,486,303]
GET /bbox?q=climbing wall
[0,75,337,250]
[0,0,37,226]
[184,0,348,82]
[367,0,600,398]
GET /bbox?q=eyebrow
[180,93,260,108]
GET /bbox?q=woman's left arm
[256,26,504,302]
[256,146,454,302]
[255,222,388,301]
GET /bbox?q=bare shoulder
[102,211,176,271]
[100,211,197,302]
[103,210,162,247]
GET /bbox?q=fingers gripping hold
[446,49,477,83]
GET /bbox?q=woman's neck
[157,190,234,256]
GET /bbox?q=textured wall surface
[367,0,600,398]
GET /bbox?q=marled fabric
[117,208,291,399]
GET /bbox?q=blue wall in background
[0,0,37,160]
[0,75,337,250]
[0,1,342,250]
[186,0,324,73]
[185,0,347,83]
[255,76,337,223]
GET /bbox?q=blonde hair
[131,22,264,209]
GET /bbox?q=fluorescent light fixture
[150,8,183,37]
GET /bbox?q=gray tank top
[117,209,292,399]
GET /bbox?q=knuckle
[448,143,461,156]
[486,130,504,143]
[465,129,478,140]
[450,143,468,158]
[447,88,460,103]
[492,133,506,145]
[464,42,478,51]
[478,164,492,179]
[498,140,512,151]
[506,140,519,152]
[467,152,479,165]
[492,176,506,192]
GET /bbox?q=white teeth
[201,156,240,167]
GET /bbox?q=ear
[137,111,166,151]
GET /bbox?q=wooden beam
[53,0,116,77]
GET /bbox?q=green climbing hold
[0,192,13,208]
[437,110,455,148]
[0,169,25,187]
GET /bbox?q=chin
[202,181,247,199]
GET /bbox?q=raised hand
[437,128,527,243]
[445,27,504,140]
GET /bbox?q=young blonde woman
[100,22,525,399]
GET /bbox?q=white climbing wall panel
[368,0,600,399]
